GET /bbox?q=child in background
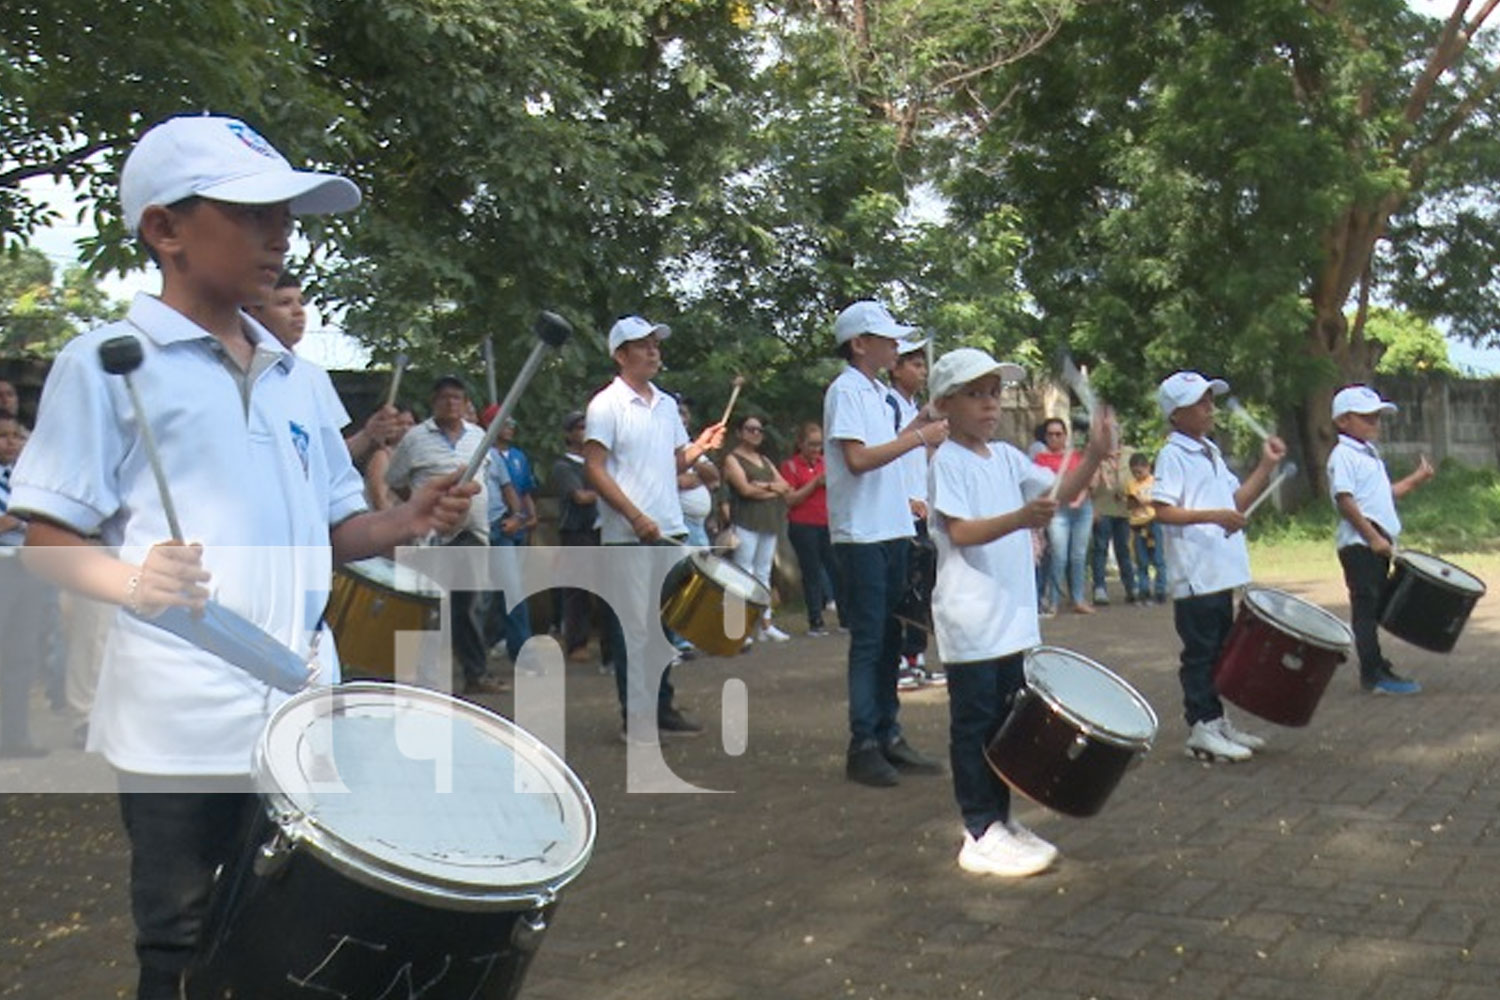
[1125,451,1167,604]
[927,348,1112,876]
[1327,385,1435,695]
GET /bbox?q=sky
[15,0,1499,375]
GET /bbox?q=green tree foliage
[0,247,125,356]
[1362,306,1457,376]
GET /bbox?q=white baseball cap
[607,315,671,353]
[1331,384,1398,420]
[895,335,929,356]
[833,300,919,345]
[120,115,361,235]
[929,348,1026,400]
[1157,371,1229,418]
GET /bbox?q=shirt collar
[125,293,295,374]
[1166,430,1221,459]
[612,375,666,409]
[1337,432,1380,457]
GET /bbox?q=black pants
[1173,590,1234,726]
[117,782,257,998]
[558,528,602,655]
[444,531,490,682]
[1338,544,1392,683]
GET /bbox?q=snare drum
[661,550,771,657]
[327,557,442,679]
[187,682,595,1000]
[1214,587,1352,727]
[984,647,1157,818]
[1380,550,1487,653]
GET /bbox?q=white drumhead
[257,683,594,908]
[693,551,772,605]
[1244,587,1352,651]
[1024,646,1158,744]
[1397,551,1487,597]
[343,556,443,598]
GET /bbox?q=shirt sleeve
[585,396,617,454]
[1152,448,1185,507]
[825,382,868,445]
[1326,445,1356,500]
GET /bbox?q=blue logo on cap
[226,121,276,158]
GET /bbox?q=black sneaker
[882,737,944,774]
[657,706,704,737]
[846,744,900,787]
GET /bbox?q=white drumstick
[1228,462,1297,535]
[385,352,409,409]
[1059,352,1098,420]
[1226,396,1272,442]
[720,375,746,428]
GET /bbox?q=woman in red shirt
[1033,417,1097,614]
[781,421,845,636]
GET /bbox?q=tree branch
[0,139,115,190]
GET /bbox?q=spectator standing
[723,414,792,643]
[482,411,534,664]
[781,420,845,636]
[1089,445,1137,605]
[1125,451,1168,603]
[1034,417,1096,615]
[551,410,604,664]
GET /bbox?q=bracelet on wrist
[915,427,927,446]
[124,573,144,617]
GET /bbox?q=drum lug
[253,827,296,878]
[511,907,550,954]
[1065,733,1088,761]
[1280,653,1304,672]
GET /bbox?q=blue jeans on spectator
[1047,501,1092,608]
[947,654,1024,838]
[486,522,534,662]
[836,539,907,751]
[1131,522,1167,600]
[787,521,844,629]
[1090,514,1136,600]
[1173,589,1234,725]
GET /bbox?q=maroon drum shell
[1214,588,1351,728]
[983,649,1157,819]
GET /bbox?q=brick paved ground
[2,567,1497,998]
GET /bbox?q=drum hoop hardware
[1244,587,1353,654]
[1024,646,1159,750]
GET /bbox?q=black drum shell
[1214,600,1347,727]
[186,807,553,1000]
[1379,555,1484,653]
[983,687,1146,819]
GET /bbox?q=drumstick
[385,352,409,409]
[1058,351,1098,420]
[99,336,184,542]
[481,336,498,406]
[1225,396,1272,442]
[719,374,746,428]
[460,311,574,484]
[1228,461,1298,535]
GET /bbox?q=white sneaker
[1185,718,1252,762]
[760,622,791,642]
[957,823,1054,877]
[1005,820,1059,868]
[1218,714,1266,751]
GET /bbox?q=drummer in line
[1327,385,1434,695]
[1152,372,1284,763]
[926,348,1113,877]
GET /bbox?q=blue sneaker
[1368,675,1421,695]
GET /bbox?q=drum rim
[1394,550,1488,596]
[1243,586,1354,652]
[338,557,444,600]
[689,549,773,606]
[1022,645,1159,749]
[255,682,596,911]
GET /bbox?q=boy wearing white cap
[1152,371,1285,762]
[824,300,949,786]
[1328,384,1434,694]
[9,115,477,998]
[928,348,1113,875]
[584,315,726,740]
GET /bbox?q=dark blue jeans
[1131,523,1167,599]
[787,521,844,629]
[1173,589,1234,725]
[117,783,257,998]
[1090,514,1136,600]
[836,539,908,750]
[947,654,1024,838]
[1338,544,1392,683]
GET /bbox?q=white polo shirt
[385,417,491,541]
[1152,431,1251,599]
[930,440,1054,663]
[586,376,688,544]
[889,388,927,503]
[824,366,916,544]
[1327,434,1400,549]
[10,293,368,775]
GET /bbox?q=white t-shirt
[824,366,917,544]
[1152,431,1251,599]
[10,294,368,775]
[890,389,927,503]
[1327,434,1400,549]
[930,440,1055,663]
[586,376,688,544]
